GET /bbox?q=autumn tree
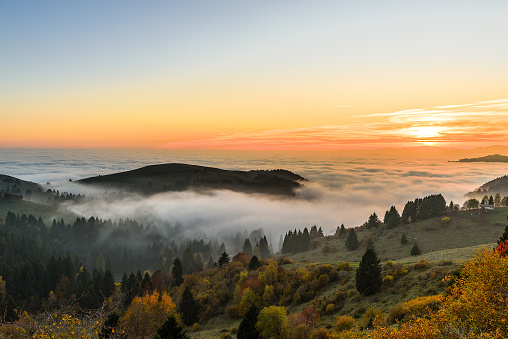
[355,249,382,296]
[256,306,288,339]
[179,286,199,326]
[120,290,177,338]
[345,228,359,251]
[467,198,479,210]
[237,303,261,339]
[494,193,502,207]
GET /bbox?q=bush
[311,328,332,339]
[325,303,335,314]
[337,262,352,271]
[441,217,450,223]
[382,275,394,285]
[361,306,385,329]
[335,315,355,331]
[230,326,238,334]
[413,259,429,269]
[193,323,200,331]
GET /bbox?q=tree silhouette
[345,229,359,251]
[171,258,184,286]
[248,255,261,270]
[355,249,382,296]
[179,287,199,326]
[154,315,190,339]
[237,303,261,339]
[218,251,230,267]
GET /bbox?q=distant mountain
[466,174,508,198]
[78,163,307,196]
[454,154,508,163]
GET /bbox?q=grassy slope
[287,207,508,264]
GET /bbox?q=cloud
[158,98,508,150]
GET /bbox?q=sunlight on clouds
[160,98,508,150]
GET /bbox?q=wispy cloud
[159,99,508,150]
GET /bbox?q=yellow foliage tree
[438,249,508,337]
[120,290,177,338]
[256,306,288,339]
[259,261,278,286]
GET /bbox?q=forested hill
[454,154,508,162]
[467,174,508,197]
[78,163,306,196]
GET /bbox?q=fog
[2,149,507,246]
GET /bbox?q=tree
[256,306,288,339]
[367,212,380,229]
[248,255,261,270]
[243,239,253,256]
[338,224,347,239]
[179,287,199,326]
[154,315,190,339]
[401,234,408,245]
[494,193,502,207]
[366,238,375,252]
[218,251,230,267]
[489,195,494,205]
[237,303,261,339]
[345,229,359,251]
[120,291,177,338]
[467,198,479,210]
[411,244,421,256]
[385,206,401,229]
[401,201,416,224]
[258,236,270,259]
[171,258,184,286]
[355,249,382,296]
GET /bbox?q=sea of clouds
[1,148,506,241]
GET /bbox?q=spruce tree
[355,249,382,296]
[154,315,190,339]
[401,234,408,245]
[367,212,380,229]
[171,258,184,286]
[248,255,261,270]
[243,239,253,256]
[179,286,199,326]
[218,251,230,266]
[258,236,270,259]
[301,228,310,252]
[338,224,347,239]
[411,244,421,256]
[345,228,359,250]
[237,303,261,339]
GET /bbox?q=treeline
[281,225,324,254]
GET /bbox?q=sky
[1,1,508,150]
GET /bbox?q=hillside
[466,174,508,198]
[454,153,508,162]
[78,163,306,196]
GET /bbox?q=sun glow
[410,126,443,139]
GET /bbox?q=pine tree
[401,201,416,224]
[355,249,382,296]
[258,236,270,259]
[345,229,359,250]
[179,287,199,326]
[366,238,375,252]
[243,239,253,256]
[248,255,261,270]
[171,258,184,286]
[218,251,230,267]
[411,244,421,256]
[401,234,408,245]
[154,315,190,339]
[237,303,261,339]
[338,224,347,239]
[367,212,379,229]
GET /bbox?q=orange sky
[1,2,508,150]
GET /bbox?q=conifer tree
[401,201,416,224]
[243,239,253,256]
[171,258,184,286]
[218,251,230,267]
[301,228,311,252]
[237,303,261,339]
[154,315,190,339]
[345,228,359,250]
[411,244,421,256]
[179,287,199,326]
[338,224,347,239]
[355,249,382,296]
[366,238,375,252]
[401,234,408,245]
[248,255,261,270]
[367,212,380,229]
[258,236,270,259]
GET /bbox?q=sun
[412,126,442,139]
